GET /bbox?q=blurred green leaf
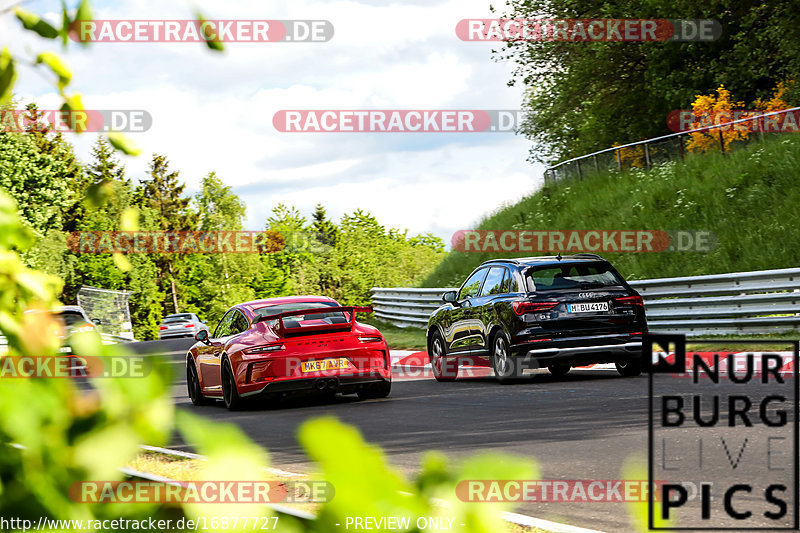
[60,1,70,47]
[299,417,426,526]
[0,47,17,105]
[60,93,87,133]
[107,132,142,156]
[623,456,676,532]
[196,13,224,52]
[73,0,92,47]
[75,0,92,25]
[36,52,71,90]
[14,8,59,39]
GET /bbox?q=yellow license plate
[301,358,350,373]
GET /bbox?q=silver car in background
[158,313,209,339]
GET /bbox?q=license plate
[301,357,350,372]
[567,302,609,313]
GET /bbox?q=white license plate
[567,302,609,313]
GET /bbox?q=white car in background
[158,313,209,339]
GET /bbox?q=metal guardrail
[371,267,800,336]
[543,106,800,183]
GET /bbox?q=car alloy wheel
[429,331,456,382]
[187,361,212,406]
[221,359,242,410]
[491,333,517,383]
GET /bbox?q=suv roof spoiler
[481,254,605,266]
[254,306,373,337]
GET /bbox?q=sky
[4,0,546,246]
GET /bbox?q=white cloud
[8,0,545,245]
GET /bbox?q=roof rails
[479,254,604,267]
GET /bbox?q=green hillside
[423,135,800,287]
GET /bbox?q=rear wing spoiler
[254,306,373,337]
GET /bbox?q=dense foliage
[497,0,800,163]
[1,123,445,340]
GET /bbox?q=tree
[311,203,339,247]
[136,154,197,314]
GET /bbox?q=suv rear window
[526,262,624,291]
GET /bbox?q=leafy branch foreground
[0,188,546,532]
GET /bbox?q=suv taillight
[513,301,558,315]
[615,295,644,307]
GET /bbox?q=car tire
[616,357,642,377]
[187,360,213,406]
[491,331,518,383]
[357,380,391,400]
[429,330,457,382]
[221,358,243,410]
[548,364,570,377]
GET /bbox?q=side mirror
[442,290,458,304]
[91,318,102,325]
[195,329,210,344]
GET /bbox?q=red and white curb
[389,350,618,380]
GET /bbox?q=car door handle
[212,351,220,357]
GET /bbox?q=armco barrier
[372,267,800,336]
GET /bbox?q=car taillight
[159,326,167,330]
[184,324,194,328]
[358,336,383,343]
[245,344,285,355]
[615,295,644,307]
[513,301,558,315]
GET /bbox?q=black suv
[426,254,647,382]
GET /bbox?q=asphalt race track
[129,339,794,532]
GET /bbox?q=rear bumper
[516,341,642,369]
[159,331,196,339]
[239,372,390,398]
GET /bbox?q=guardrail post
[678,134,685,160]
[615,149,621,170]
[644,143,651,169]
[718,128,726,154]
[593,154,599,172]
[576,160,583,179]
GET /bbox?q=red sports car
[186,295,391,410]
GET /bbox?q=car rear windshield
[253,302,343,321]
[163,314,192,323]
[525,262,624,291]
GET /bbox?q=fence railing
[543,107,800,184]
[371,267,800,336]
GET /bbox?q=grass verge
[422,135,800,287]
